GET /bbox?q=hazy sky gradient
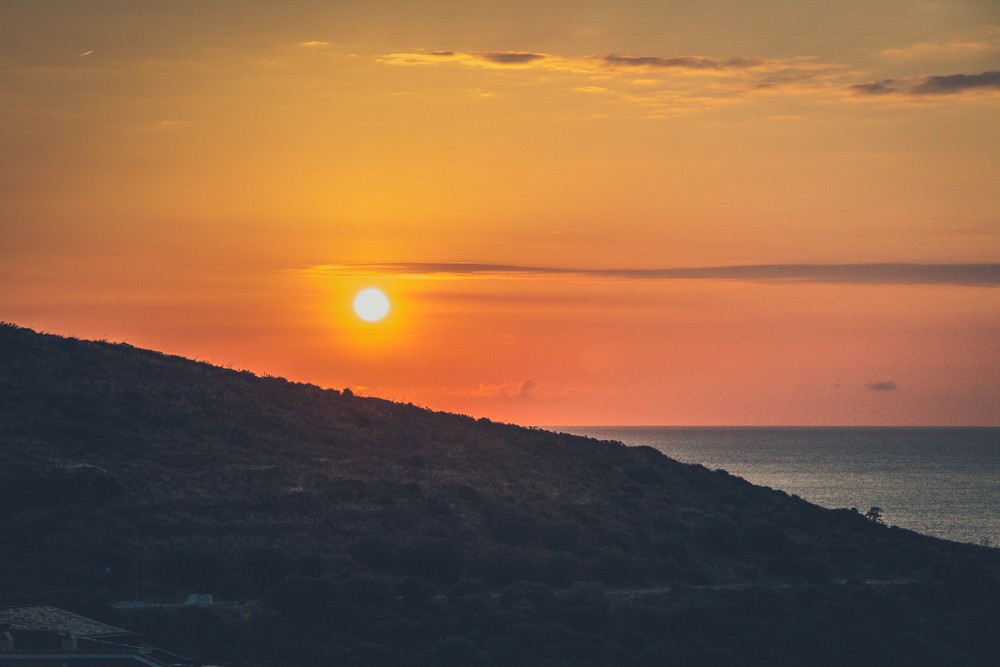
[2,1,998,424]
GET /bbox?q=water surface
[555,427,1000,546]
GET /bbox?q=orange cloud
[380,50,830,77]
[881,38,998,60]
[380,48,1000,114]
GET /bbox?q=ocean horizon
[553,426,1000,547]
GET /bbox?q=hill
[1,322,998,666]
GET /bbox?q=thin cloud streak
[603,55,764,70]
[312,263,1000,287]
[381,49,1000,111]
[881,40,996,59]
[380,50,831,77]
[866,381,899,392]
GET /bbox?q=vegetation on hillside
[1,322,998,666]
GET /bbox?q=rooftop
[0,606,127,638]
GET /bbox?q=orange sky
[2,1,998,425]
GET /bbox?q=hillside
[1,322,998,666]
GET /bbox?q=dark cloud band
[603,55,762,70]
[315,263,1000,286]
[914,71,1000,95]
[480,52,546,65]
[866,381,899,392]
[852,70,1000,96]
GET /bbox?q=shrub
[412,637,490,667]
[535,550,584,587]
[155,548,224,590]
[0,465,123,509]
[696,514,742,554]
[473,544,534,585]
[537,520,580,551]
[350,536,403,573]
[448,577,490,599]
[402,538,465,584]
[395,576,437,606]
[560,582,610,632]
[592,546,637,585]
[343,573,396,608]
[499,581,555,614]
[488,506,535,546]
[264,575,342,625]
[746,520,787,555]
[242,546,293,590]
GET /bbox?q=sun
[353,288,390,322]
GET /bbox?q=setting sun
[353,288,390,322]
[2,3,1000,663]
[0,1,997,426]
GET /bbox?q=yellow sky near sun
[1,1,998,424]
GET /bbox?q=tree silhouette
[865,506,885,525]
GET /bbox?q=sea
[553,427,1000,547]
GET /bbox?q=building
[0,606,195,666]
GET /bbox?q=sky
[2,1,998,425]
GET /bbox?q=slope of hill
[1,322,998,666]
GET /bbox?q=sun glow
[353,288,390,322]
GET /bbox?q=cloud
[913,70,1000,94]
[851,70,1000,96]
[380,49,831,79]
[602,55,763,70]
[451,380,538,399]
[311,262,1000,287]
[378,49,865,116]
[512,379,537,398]
[380,50,550,69]
[480,52,546,65]
[380,48,1000,115]
[881,39,998,60]
[849,80,898,96]
[866,381,899,392]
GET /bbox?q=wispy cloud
[479,52,546,66]
[866,381,899,392]
[601,55,764,70]
[311,262,1000,287]
[379,50,837,116]
[380,49,831,78]
[881,40,996,60]
[380,50,551,69]
[448,379,538,399]
[381,48,1000,113]
[851,70,1000,96]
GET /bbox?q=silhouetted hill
[2,322,998,666]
